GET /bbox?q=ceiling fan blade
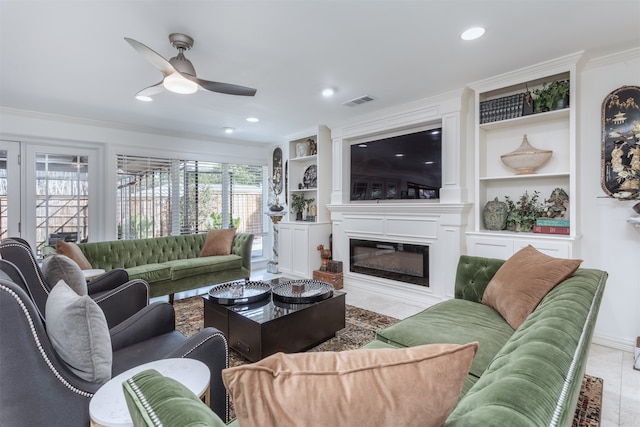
[196,78,257,96]
[135,81,165,98]
[125,37,175,76]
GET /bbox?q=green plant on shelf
[505,190,543,232]
[291,194,315,220]
[532,80,570,113]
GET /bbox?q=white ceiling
[1,1,639,144]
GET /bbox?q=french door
[0,140,21,240]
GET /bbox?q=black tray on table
[271,279,333,304]
[207,281,271,305]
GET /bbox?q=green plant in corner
[504,190,543,232]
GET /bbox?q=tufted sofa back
[76,233,252,271]
[454,255,505,303]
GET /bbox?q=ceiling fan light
[135,95,153,102]
[163,73,198,94]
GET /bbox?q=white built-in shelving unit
[467,52,584,259]
[279,125,332,279]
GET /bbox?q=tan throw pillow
[55,240,92,270]
[482,245,582,329]
[200,228,236,257]
[222,342,478,427]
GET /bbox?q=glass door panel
[34,153,89,251]
[0,140,21,240]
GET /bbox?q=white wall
[578,49,640,351]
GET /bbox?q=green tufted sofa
[54,233,253,300]
[360,255,608,427]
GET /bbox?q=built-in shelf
[467,52,583,259]
[479,108,570,131]
[480,172,570,181]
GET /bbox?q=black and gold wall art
[601,85,640,200]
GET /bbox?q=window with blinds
[116,155,265,255]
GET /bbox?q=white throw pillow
[45,280,112,383]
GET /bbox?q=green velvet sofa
[362,255,608,427]
[121,253,608,427]
[52,233,253,300]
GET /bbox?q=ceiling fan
[125,33,257,100]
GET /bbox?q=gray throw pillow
[45,280,112,383]
[42,254,87,296]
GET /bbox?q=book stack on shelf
[533,218,570,235]
[479,93,528,124]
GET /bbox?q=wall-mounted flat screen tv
[350,128,442,201]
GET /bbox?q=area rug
[174,295,603,426]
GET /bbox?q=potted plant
[532,80,570,113]
[504,190,543,232]
[291,194,307,221]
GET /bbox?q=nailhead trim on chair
[0,283,94,398]
[91,279,150,304]
[180,331,230,422]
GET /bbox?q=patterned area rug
[174,295,602,426]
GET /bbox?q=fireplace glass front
[349,239,429,286]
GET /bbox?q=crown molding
[0,106,260,148]
[583,47,640,71]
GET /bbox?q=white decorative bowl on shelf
[501,134,553,175]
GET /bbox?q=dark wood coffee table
[203,277,346,362]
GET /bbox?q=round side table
[89,358,210,427]
[82,268,106,281]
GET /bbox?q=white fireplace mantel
[328,202,471,306]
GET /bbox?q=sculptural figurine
[544,188,569,218]
[317,244,332,271]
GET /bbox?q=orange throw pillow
[55,240,92,270]
[199,228,236,257]
[482,245,582,329]
[222,342,478,427]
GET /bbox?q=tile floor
[173,270,640,426]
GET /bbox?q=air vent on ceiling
[343,95,375,107]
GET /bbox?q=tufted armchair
[0,259,230,426]
[0,237,147,328]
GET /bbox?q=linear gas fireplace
[349,239,429,286]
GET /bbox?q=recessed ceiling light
[461,26,486,41]
[395,153,404,157]
[135,95,153,102]
[246,117,259,123]
[322,87,335,97]
[223,127,234,134]
[424,161,435,165]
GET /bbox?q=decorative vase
[483,198,508,230]
[501,134,553,175]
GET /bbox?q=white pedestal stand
[266,211,286,274]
